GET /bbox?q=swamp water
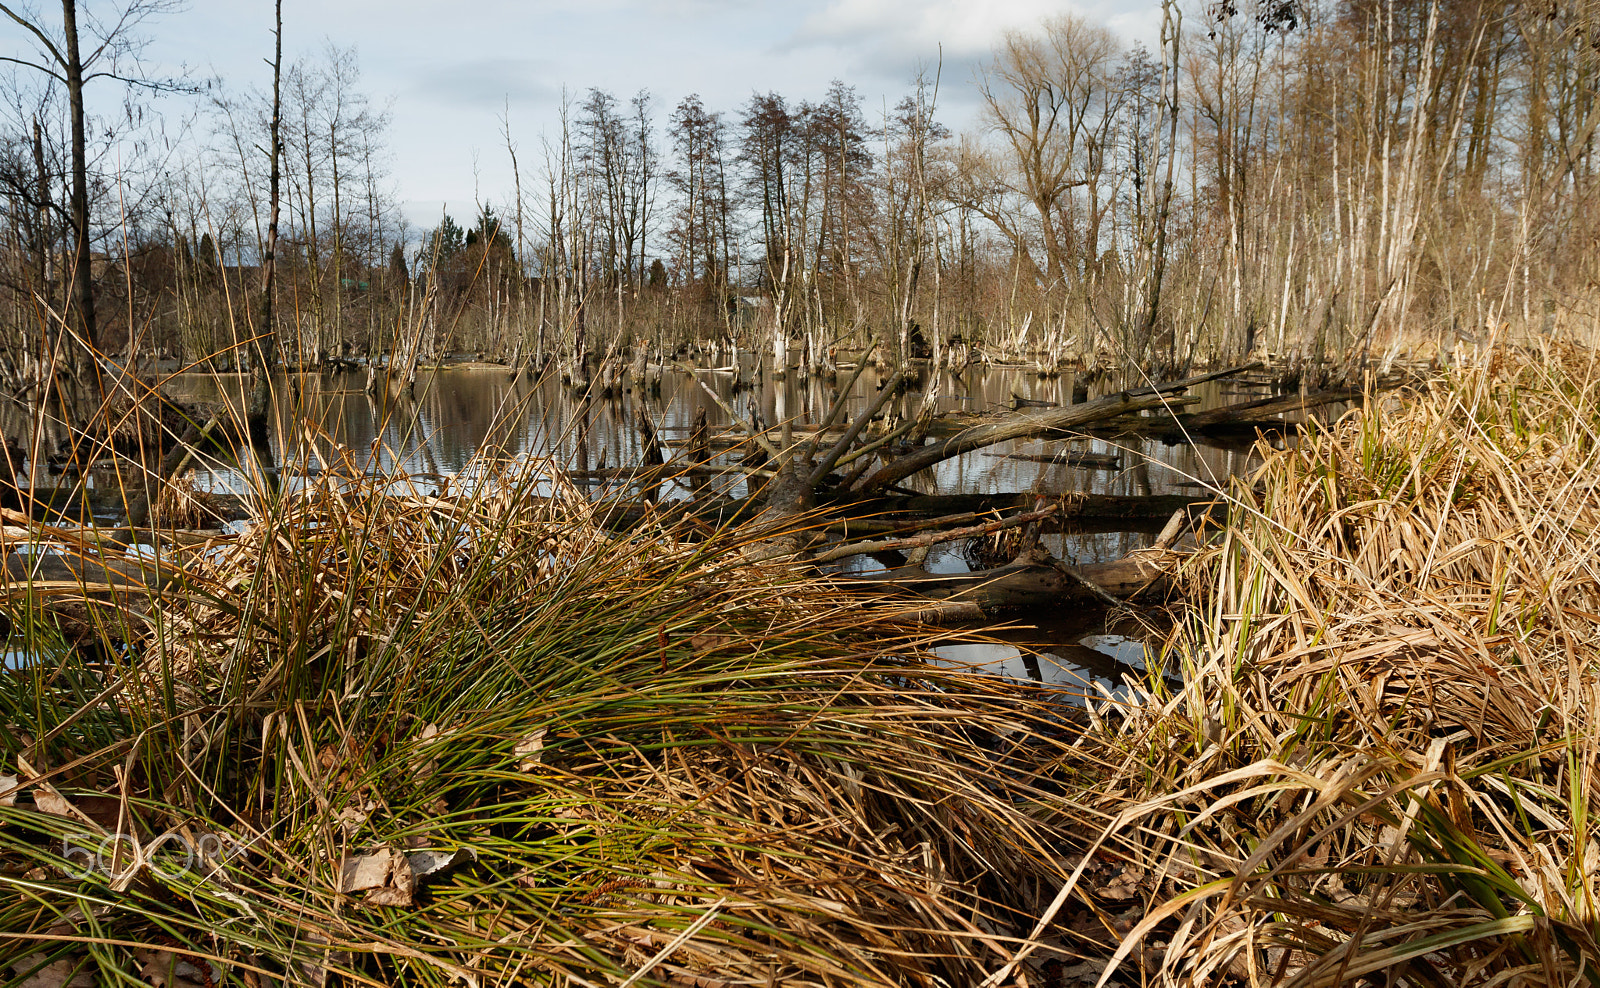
[46,360,1307,696]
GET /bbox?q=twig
[618,898,729,988]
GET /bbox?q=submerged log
[836,547,1177,616]
[980,450,1122,470]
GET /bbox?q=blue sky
[33,0,1166,231]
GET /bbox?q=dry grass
[153,474,233,529]
[1,464,1094,987]
[9,340,1600,986]
[1063,340,1600,985]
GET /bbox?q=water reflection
[159,361,1275,542]
[929,630,1164,704]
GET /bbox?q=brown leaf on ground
[339,846,415,907]
[10,955,94,988]
[134,948,215,988]
[513,729,547,771]
[685,630,739,656]
[407,846,476,884]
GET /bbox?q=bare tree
[0,0,186,400]
[667,94,732,316]
[1136,0,1183,363]
[251,0,281,416]
[972,14,1123,294]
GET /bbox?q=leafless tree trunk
[250,0,283,419]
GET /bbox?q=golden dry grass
[9,342,1600,986]
[3,464,1095,987]
[1060,341,1600,985]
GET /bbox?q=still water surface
[150,360,1290,697]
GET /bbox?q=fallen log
[2,551,173,591]
[564,462,777,482]
[857,364,1259,490]
[980,450,1122,470]
[811,504,1060,565]
[2,524,226,551]
[1182,388,1361,431]
[819,491,1211,524]
[2,486,186,523]
[1081,387,1364,439]
[835,547,1178,615]
[1010,395,1058,410]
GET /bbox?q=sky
[11,0,1167,234]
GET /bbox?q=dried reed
[1067,341,1600,986]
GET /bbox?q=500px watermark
[61,832,246,881]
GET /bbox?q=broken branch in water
[853,364,1261,491]
[810,503,1061,565]
[833,546,1179,617]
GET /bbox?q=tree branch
[0,3,67,68]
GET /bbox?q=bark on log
[857,364,1258,490]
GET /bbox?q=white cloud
[791,0,1163,61]
[794,0,1060,58]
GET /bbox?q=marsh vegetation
[2,0,1600,984]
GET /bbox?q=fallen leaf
[514,729,548,771]
[31,790,80,821]
[334,805,370,837]
[364,884,414,907]
[686,631,737,656]
[134,948,215,988]
[1,773,16,807]
[409,722,458,777]
[10,954,94,988]
[339,847,415,907]
[408,846,476,884]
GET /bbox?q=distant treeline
[0,0,1596,387]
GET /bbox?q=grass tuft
[1076,341,1600,985]
[2,460,1088,986]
